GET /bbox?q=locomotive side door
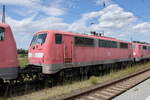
[63,35,73,63]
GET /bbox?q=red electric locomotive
[0,23,18,80]
[28,30,133,75]
[132,42,150,61]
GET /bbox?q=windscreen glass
[0,27,4,40]
[30,33,47,46]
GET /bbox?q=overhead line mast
[2,5,5,23]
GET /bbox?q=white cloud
[68,4,136,35]
[0,0,65,16]
[6,15,69,48]
[97,5,137,29]
[41,7,65,16]
[133,22,150,33]
[132,22,150,42]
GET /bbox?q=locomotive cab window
[37,33,47,44]
[0,28,4,41]
[55,34,62,44]
[30,33,47,46]
[143,46,147,50]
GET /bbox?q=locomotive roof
[132,42,150,46]
[36,30,131,44]
[0,23,10,28]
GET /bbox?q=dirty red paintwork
[0,23,18,67]
[0,23,18,79]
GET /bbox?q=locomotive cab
[28,30,65,74]
[132,42,150,61]
[0,23,18,80]
[28,31,50,73]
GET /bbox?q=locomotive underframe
[29,58,134,75]
[0,67,18,80]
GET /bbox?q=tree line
[17,49,28,54]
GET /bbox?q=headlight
[133,52,136,56]
[35,53,44,58]
[28,53,32,58]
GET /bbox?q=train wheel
[59,69,73,84]
[43,75,54,88]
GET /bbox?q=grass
[18,54,28,67]
[89,76,98,85]
[7,61,150,100]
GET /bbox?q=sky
[0,0,150,49]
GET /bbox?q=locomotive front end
[28,32,47,65]
[0,23,18,80]
[28,31,55,74]
[28,30,64,75]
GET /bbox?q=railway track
[53,67,150,100]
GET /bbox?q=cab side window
[0,28,4,41]
[55,34,62,44]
